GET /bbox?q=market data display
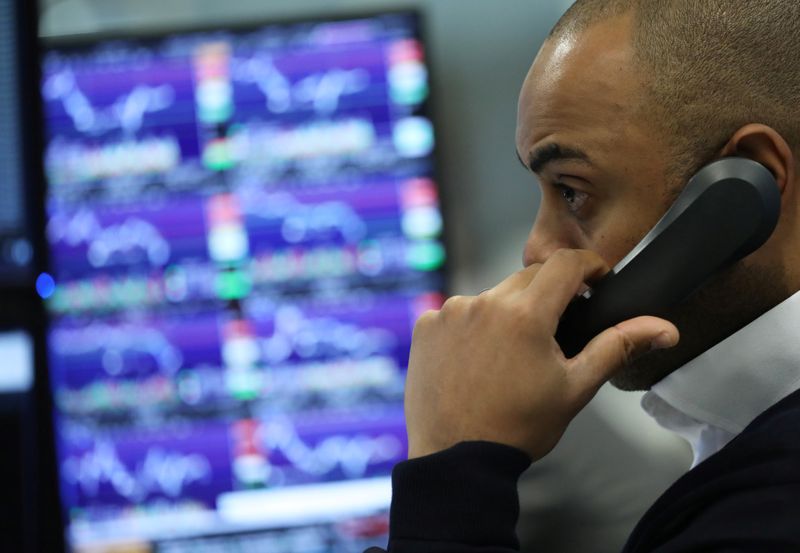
[41,12,445,551]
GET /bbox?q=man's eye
[556,184,588,213]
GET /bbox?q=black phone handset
[555,157,781,358]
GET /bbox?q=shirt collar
[644,290,800,437]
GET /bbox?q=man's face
[516,17,672,276]
[515,16,787,389]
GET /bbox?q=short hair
[549,0,800,179]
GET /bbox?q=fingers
[490,264,542,296]
[524,249,611,333]
[476,247,589,301]
[567,315,679,401]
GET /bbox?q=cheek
[581,201,661,267]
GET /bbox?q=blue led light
[36,272,56,299]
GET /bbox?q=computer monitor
[0,0,62,550]
[0,328,35,552]
[0,0,37,283]
[0,330,34,395]
[41,11,446,551]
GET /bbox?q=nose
[522,210,574,267]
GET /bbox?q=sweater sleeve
[365,441,532,553]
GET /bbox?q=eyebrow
[517,143,592,174]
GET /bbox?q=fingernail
[651,331,676,350]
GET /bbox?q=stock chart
[42,12,445,552]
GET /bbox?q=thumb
[567,316,679,400]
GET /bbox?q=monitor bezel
[0,0,65,550]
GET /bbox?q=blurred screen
[0,330,33,394]
[0,0,35,280]
[41,12,445,552]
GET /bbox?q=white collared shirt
[641,290,800,468]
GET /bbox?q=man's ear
[720,124,794,196]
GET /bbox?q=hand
[404,249,679,460]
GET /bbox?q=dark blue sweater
[368,388,800,553]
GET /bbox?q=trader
[369,1,800,551]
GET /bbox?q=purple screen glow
[42,12,445,552]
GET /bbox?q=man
[367,1,800,552]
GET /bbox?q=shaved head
[517,1,800,390]
[552,0,800,179]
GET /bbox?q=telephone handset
[555,157,781,358]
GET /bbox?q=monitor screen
[0,0,35,281]
[41,12,446,551]
[0,329,33,395]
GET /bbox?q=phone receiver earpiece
[555,157,781,358]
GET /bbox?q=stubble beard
[609,258,790,391]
